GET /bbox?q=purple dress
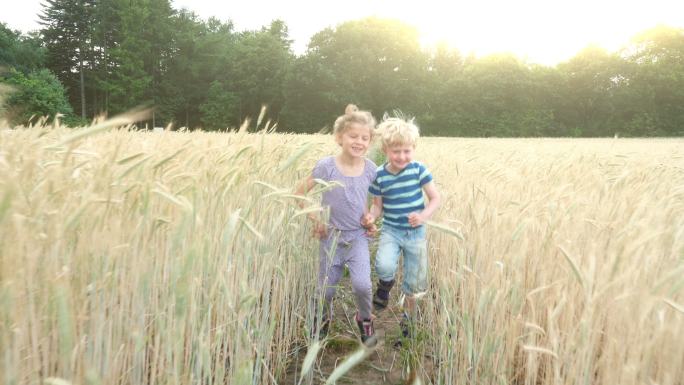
[312,156,377,320]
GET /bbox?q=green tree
[556,45,627,136]
[1,68,74,125]
[0,23,46,72]
[90,0,124,117]
[228,20,293,128]
[280,54,338,132]
[527,64,565,136]
[40,0,96,119]
[103,0,174,120]
[159,15,237,129]
[620,26,684,136]
[199,81,239,129]
[11,4,683,137]
[156,9,204,128]
[436,54,555,137]
[420,43,464,135]
[281,17,427,132]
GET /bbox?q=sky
[1,0,683,65]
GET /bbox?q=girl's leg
[346,236,377,345]
[346,236,372,320]
[318,235,345,319]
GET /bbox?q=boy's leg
[373,227,401,311]
[375,278,395,310]
[400,227,428,301]
[404,295,417,317]
[395,227,428,347]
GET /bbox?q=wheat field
[1,121,682,385]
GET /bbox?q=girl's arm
[362,196,383,226]
[295,176,316,217]
[408,181,441,227]
[296,175,327,238]
[361,196,382,236]
[295,176,315,205]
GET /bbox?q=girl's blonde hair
[333,104,376,138]
[377,114,420,149]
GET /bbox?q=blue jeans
[375,225,428,295]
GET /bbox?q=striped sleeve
[418,163,433,186]
[369,177,381,196]
[368,165,383,196]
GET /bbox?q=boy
[362,115,441,345]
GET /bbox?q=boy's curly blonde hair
[333,104,376,139]
[377,113,420,149]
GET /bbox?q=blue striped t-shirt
[368,161,433,229]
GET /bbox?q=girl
[297,104,378,346]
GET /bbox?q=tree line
[1,0,683,136]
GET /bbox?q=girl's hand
[408,212,425,227]
[312,221,328,239]
[361,213,375,228]
[307,213,327,239]
[365,223,378,237]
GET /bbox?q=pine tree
[40,0,96,119]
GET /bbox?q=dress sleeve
[369,170,381,195]
[366,159,378,181]
[312,157,329,181]
[367,160,380,195]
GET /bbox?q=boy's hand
[408,212,425,227]
[361,213,375,228]
[365,223,378,237]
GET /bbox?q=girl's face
[336,123,372,159]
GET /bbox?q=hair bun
[345,104,359,115]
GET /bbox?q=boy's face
[384,143,415,173]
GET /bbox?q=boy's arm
[408,181,441,227]
[421,181,441,219]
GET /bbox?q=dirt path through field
[282,281,435,385]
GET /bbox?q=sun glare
[368,0,683,65]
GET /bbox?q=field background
[1,124,683,385]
